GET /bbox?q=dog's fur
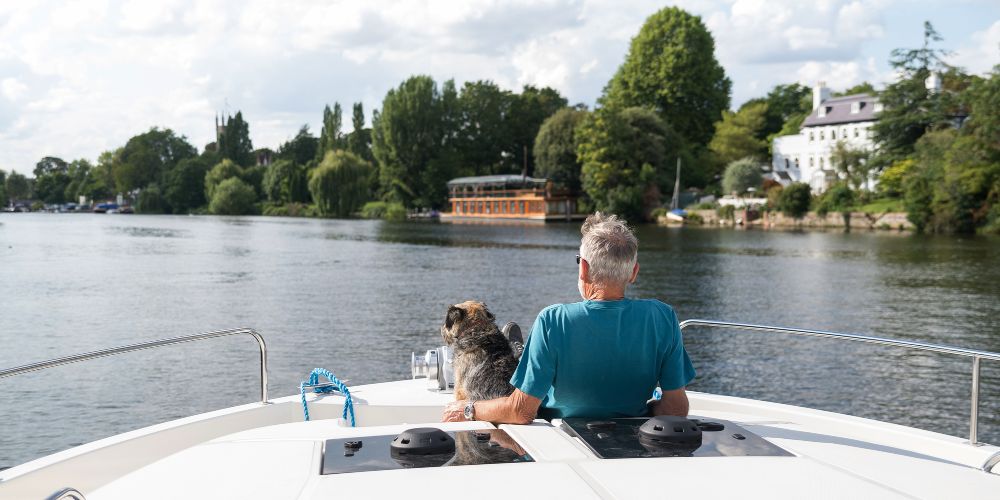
[441,301,517,401]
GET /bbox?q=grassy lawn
[855,198,904,213]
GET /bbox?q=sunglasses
[576,254,583,265]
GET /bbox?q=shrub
[721,157,763,194]
[778,182,811,219]
[136,184,168,214]
[716,204,735,220]
[204,159,244,202]
[686,212,704,225]
[815,183,856,217]
[209,177,257,215]
[650,207,668,219]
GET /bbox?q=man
[443,212,695,423]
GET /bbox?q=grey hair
[579,212,638,286]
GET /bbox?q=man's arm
[442,389,542,424]
[649,387,689,417]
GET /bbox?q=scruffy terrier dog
[441,301,517,402]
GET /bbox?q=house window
[809,157,814,167]
[854,128,859,138]
[795,158,800,168]
[820,130,825,140]
[851,102,861,114]
[809,132,814,142]
[785,159,790,169]
[832,130,837,140]
[842,128,847,138]
[820,157,825,168]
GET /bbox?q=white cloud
[952,20,1000,75]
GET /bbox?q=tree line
[2,10,996,234]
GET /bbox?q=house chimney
[812,82,831,110]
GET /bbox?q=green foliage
[263,159,309,204]
[816,183,856,217]
[276,125,319,166]
[871,22,959,168]
[830,140,872,190]
[309,150,373,217]
[456,80,513,175]
[317,104,344,160]
[534,108,587,193]
[261,202,317,217]
[835,82,876,97]
[136,184,168,214]
[360,200,406,220]
[716,204,735,220]
[113,128,197,192]
[209,177,257,215]
[34,156,68,177]
[164,156,211,213]
[964,65,1000,155]
[766,185,783,210]
[5,171,30,200]
[508,85,568,175]
[877,159,914,198]
[649,207,668,219]
[721,157,763,194]
[0,169,7,207]
[64,159,110,204]
[372,75,456,208]
[601,6,731,147]
[347,102,374,163]
[710,103,768,168]
[204,159,244,202]
[778,182,812,219]
[218,112,254,167]
[577,107,678,222]
[34,167,71,204]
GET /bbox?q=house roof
[447,175,547,187]
[802,93,879,127]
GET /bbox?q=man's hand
[442,400,469,422]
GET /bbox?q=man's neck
[584,284,626,301]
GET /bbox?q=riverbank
[669,209,915,231]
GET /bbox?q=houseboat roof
[447,175,547,188]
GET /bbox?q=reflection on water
[0,213,998,467]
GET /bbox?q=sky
[1,0,998,176]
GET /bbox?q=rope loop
[299,368,355,426]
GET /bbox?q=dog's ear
[445,306,465,330]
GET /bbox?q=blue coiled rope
[300,368,355,426]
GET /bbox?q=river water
[1,214,998,466]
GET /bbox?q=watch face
[464,403,474,420]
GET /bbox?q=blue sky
[1,0,998,176]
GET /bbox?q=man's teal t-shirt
[510,298,695,419]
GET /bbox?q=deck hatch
[321,429,532,474]
[561,416,793,459]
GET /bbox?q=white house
[771,82,881,192]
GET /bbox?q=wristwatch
[463,401,476,421]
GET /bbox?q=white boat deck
[3,378,999,499]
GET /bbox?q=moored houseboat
[442,175,582,222]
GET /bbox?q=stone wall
[671,209,914,230]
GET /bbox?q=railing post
[970,356,981,445]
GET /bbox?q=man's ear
[579,258,589,283]
[446,306,465,330]
[630,262,640,283]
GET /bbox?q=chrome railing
[0,328,269,403]
[679,320,1000,446]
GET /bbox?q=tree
[309,150,372,217]
[113,128,197,192]
[63,159,106,203]
[262,158,308,204]
[778,182,811,219]
[508,85,568,175]
[276,125,319,166]
[830,141,872,191]
[209,177,257,215]
[871,22,956,168]
[835,82,876,97]
[372,75,455,208]
[164,156,212,213]
[577,107,678,222]
[218,112,254,167]
[456,80,514,175]
[601,6,731,147]
[6,171,31,200]
[534,108,588,193]
[346,103,373,162]
[34,156,68,177]
[136,184,168,214]
[317,103,344,160]
[204,159,244,202]
[0,169,7,208]
[722,157,763,194]
[709,102,768,168]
